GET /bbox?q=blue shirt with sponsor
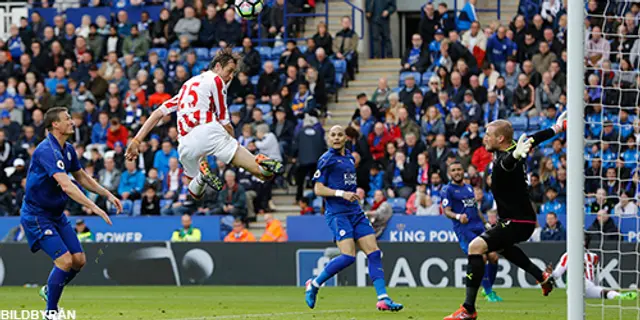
[312,148,360,217]
[441,182,483,232]
[22,133,82,217]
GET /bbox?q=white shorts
[177,121,239,178]
[585,280,604,299]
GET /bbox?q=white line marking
[166,309,351,320]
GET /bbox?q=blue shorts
[20,214,83,260]
[456,226,485,255]
[326,212,375,242]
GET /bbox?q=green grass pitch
[0,286,637,319]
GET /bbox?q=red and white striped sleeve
[211,75,229,125]
[552,253,568,279]
[158,93,180,115]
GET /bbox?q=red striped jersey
[159,71,229,137]
[552,251,600,283]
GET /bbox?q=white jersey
[552,251,600,283]
[159,70,230,138]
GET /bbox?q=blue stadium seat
[388,198,407,214]
[271,46,285,58]
[335,73,344,88]
[209,47,221,59]
[150,48,168,61]
[366,197,374,206]
[399,72,422,87]
[257,103,272,115]
[229,104,244,113]
[392,87,403,94]
[29,8,57,26]
[298,45,308,53]
[132,200,142,216]
[250,75,259,86]
[420,86,429,94]
[509,116,528,131]
[270,59,280,69]
[232,47,243,54]
[256,46,272,60]
[332,59,347,87]
[422,72,434,84]
[160,199,173,208]
[127,5,163,24]
[66,7,111,26]
[528,116,542,130]
[264,114,273,125]
[312,197,323,212]
[194,47,210,61]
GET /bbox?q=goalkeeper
[444,112,567,320]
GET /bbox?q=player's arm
[501,111,567,171]
[53,173,113,225]
[314,182,359,202]
[441,189,468,223]
[126,95,179,160]
[551,253,568,279]
[72,169,123,214]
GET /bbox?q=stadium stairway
[248,186,299,239]
[476,0,518,26]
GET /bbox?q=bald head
[328,125,347,150]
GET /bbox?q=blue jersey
[22,133,82,217]
[441,182,483,232]
[312,148,360,217]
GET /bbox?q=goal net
[580,0,640,319]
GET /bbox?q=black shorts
[480,220,536,253]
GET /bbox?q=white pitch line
[166,309,351,320]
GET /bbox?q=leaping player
[304,125,403,312]
[547,236,637,301]
[125,48,283,199]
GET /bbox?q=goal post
[567,0,585,319]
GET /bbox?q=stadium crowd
[0,0,638,243]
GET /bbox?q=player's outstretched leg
[604,290,638,300]
[231,146,283,181]
[501,246,555,296]
[305,253,356,309]
[482,253,502,302]
[193,160,223,192]
[357,235,403,312]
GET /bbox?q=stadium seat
[250,75,260,86]
[194,47,210,61]
[232,47,243,54]
[312,197,323,212]
[132,200,142,216]
[392,87,403,94]
[66,7,111,26]
[256,46,272,60]
[422,72,434,84]
[509,116,528,131]
[270,59,280,69]
[160,199,173,209]
[528,116,542,130]
[210,47,221,59]
[420,86,429,94]
[257,103,272,115]
[229,104,244,113]
[298,45,308,53]
[388,198,407,214]
[150,48,168,61]
[399,72,422,87]
[271,46,285,58]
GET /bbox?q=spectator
[118,160,145,202]
[429,133,453,173]
[461,21,487,67]
[482,91,506,126]
[199,4,221,48]
[312,47,335,90]
[448,71,467,104]
[154,140,179,179]
[333,16,359,78]
[529,172,545,206]
[437,3,456,34]
[173,7,201,44]
[368,122,393,161]
[541,0,562,25]
[279,40,302,70]
[541,186,566,215]
[91,112,109,145]
[384,151,414,199]
[148,82,171,109]
[407,184,440,215]
[106,118,129,149]
[372,77,392,112]
[614,190,637,216]
[75,219,94,242]
[513,73,536,116]
[364,189,393,238]
[399,74,420,107]
[416,152,430,185]
[518,32,539,63]
[122,25,149,59]
[531,42,557,75]
[212,170,247,219]
[407,91,427,122]
[299,198,315,215]
[216,8,242,48]
[397,106,420,140]
[151,9,173,48]
[357,105,376,138]
[535,72,562,112]
[268,0,296,40]
[257,62,280,102]
[366,0,395,58]
[468,75,487,105]
[478,62,499,91]
[98,156,121,198]
[312,22,333,56]
[306,67,327,109]
[402,132,427,166]
[162,175,196,216]
[540,212,566,241]
[586,210,620,242]
[486,26,516,73]
[445,106,468,147]
[457,0,478,32]
[418,3,439,45]
[260,214,288,242]
[171,214,202,242]
[586,26,609,68]
[224,218,256,242]
[368,163,385,196]
[459,90,482,123]
[140,185,161,216]
[255,124,282,162]
[239,37,261,76]
[291,81,315,117]
[292,114,326,201]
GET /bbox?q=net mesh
[582,0,640,318]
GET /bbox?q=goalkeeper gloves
[513,134,533,160]
[552,111,567,133]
